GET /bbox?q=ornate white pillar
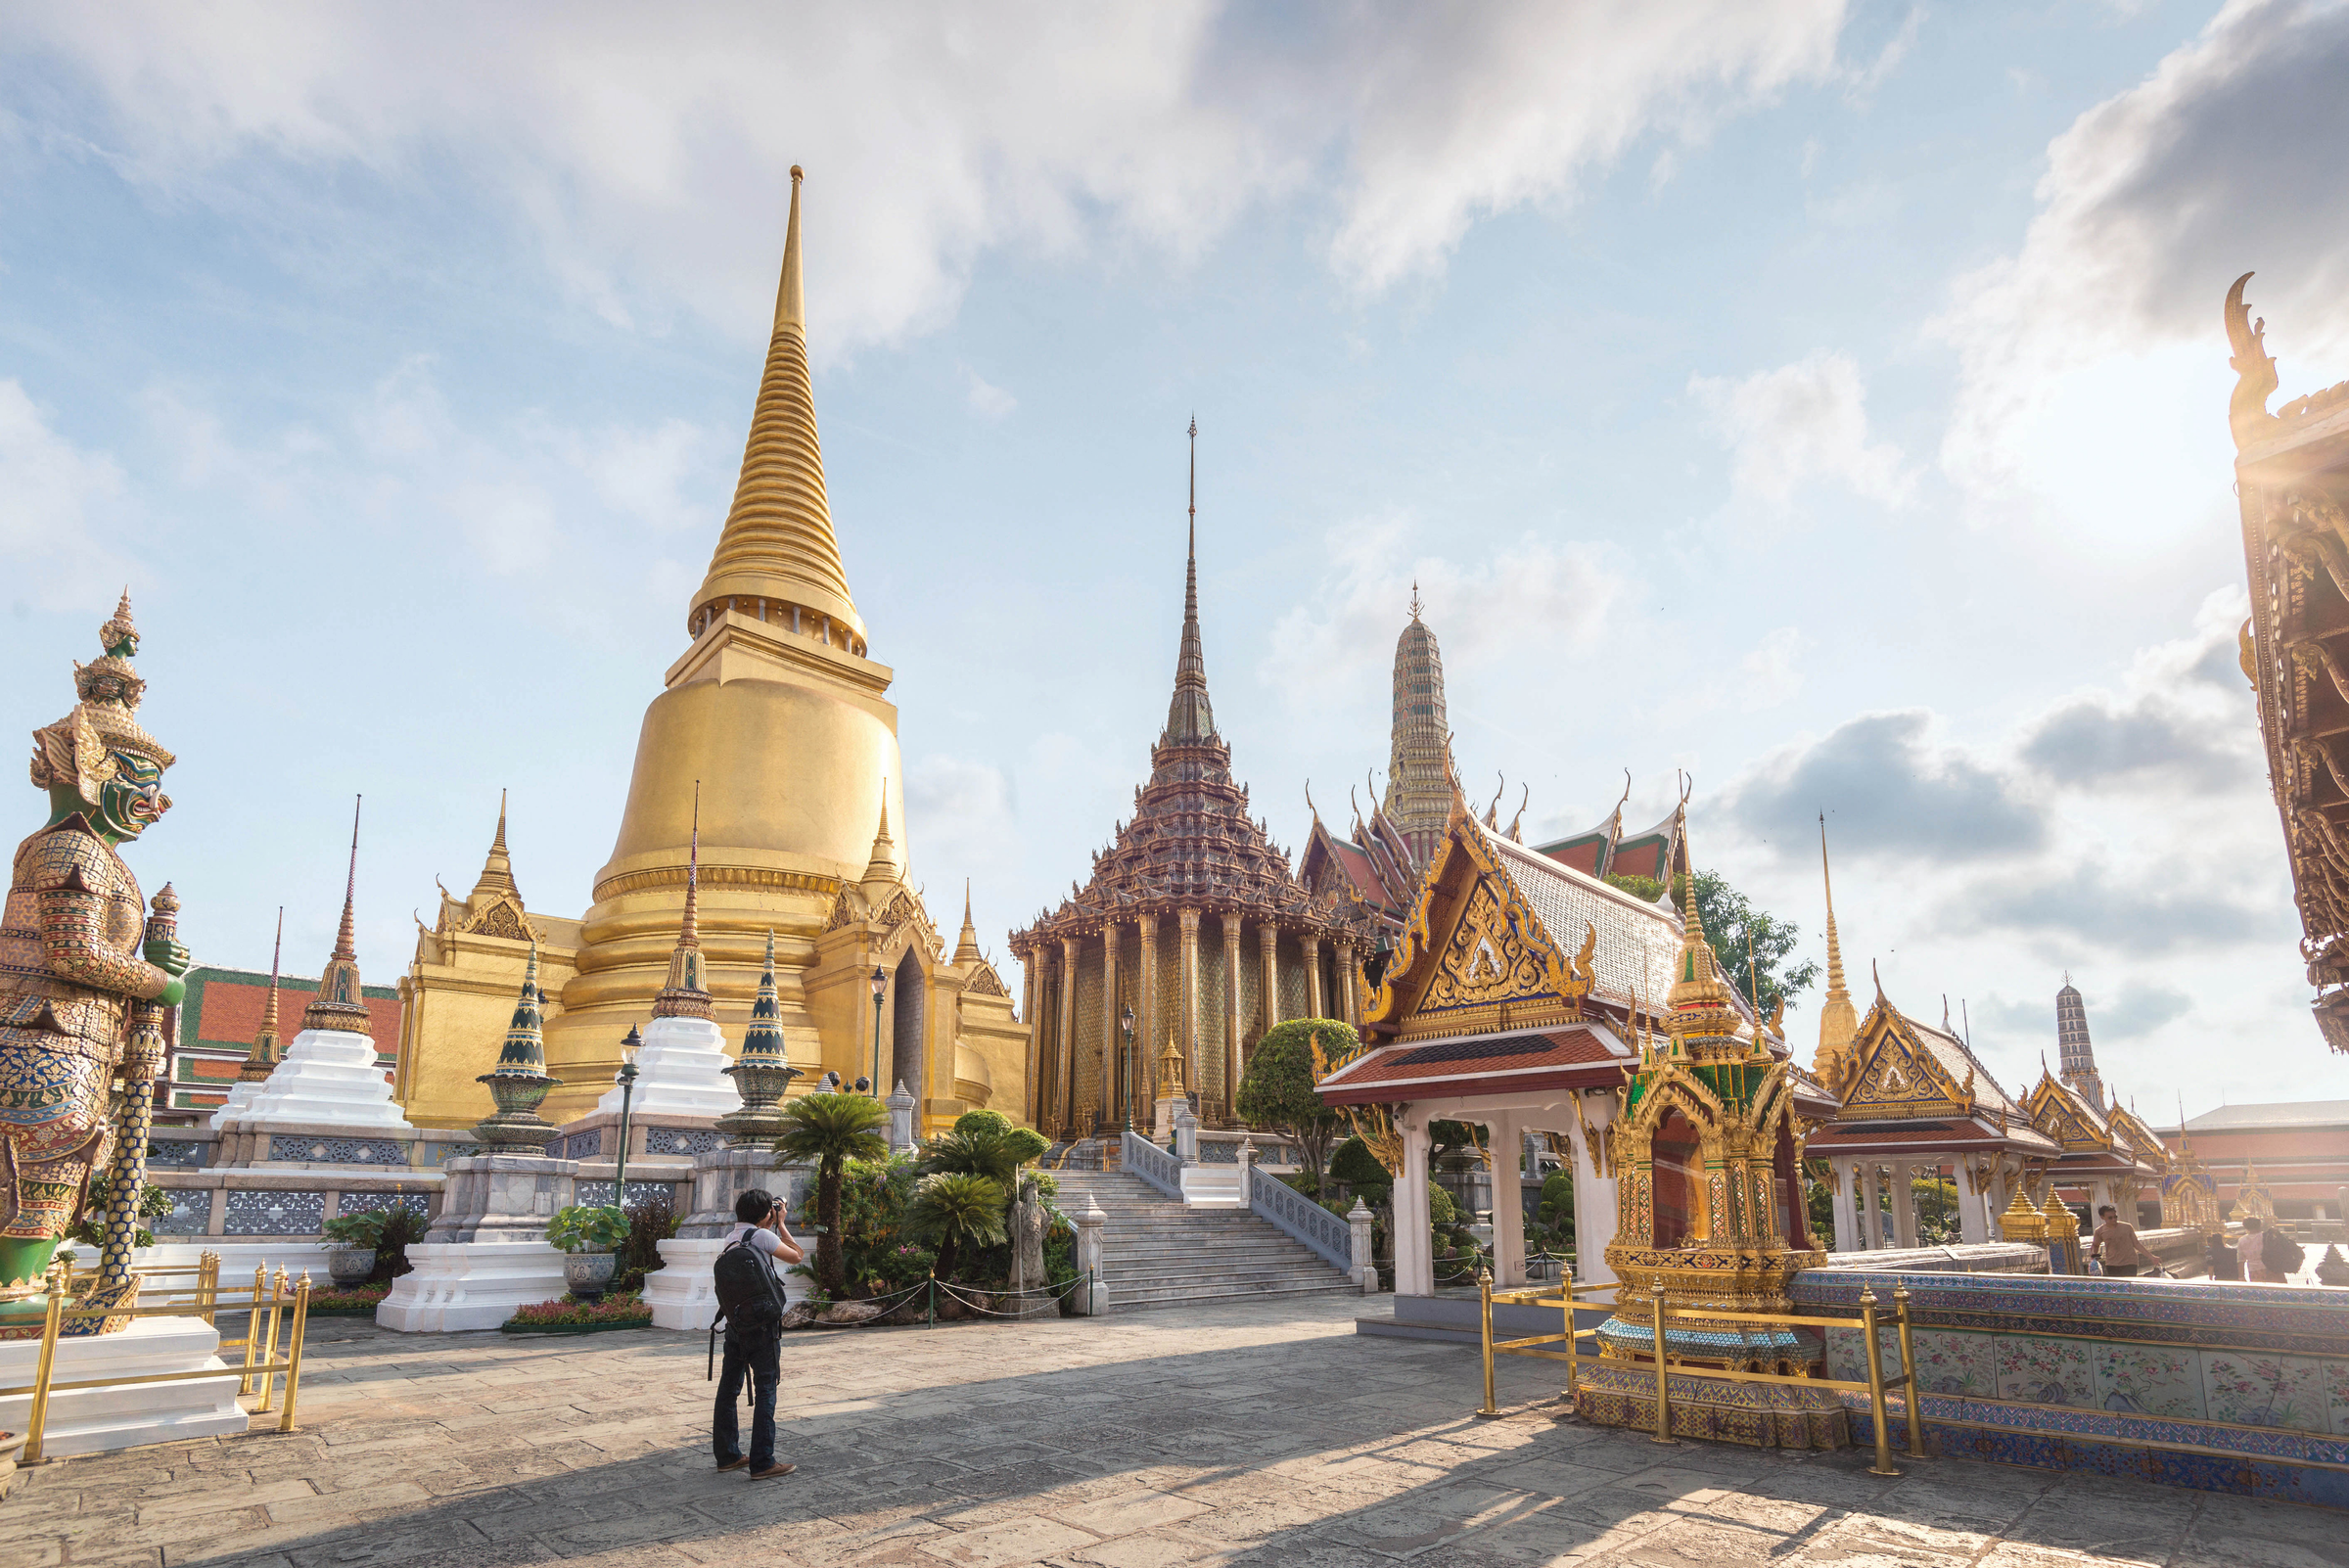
[1100,925,1122,1131]
[1891,1162,1918,1248]
[1569,1092,1619,1286]
[1487,1113,1525,1287]
[1221,911,1243,1120]
[1056,935,1079,1137]
[1397,1112,1435,1297]
[1958,1163,1990,1246]
[1858,1164,1881,1248]
[1830,1158,1858,1254]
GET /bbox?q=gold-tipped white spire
[1814,812,1858,1076]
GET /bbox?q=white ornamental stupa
[594,810,735,1119]
[233,802,416,1139]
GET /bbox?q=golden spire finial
[862,779,898,887]
[690,161,864,648]
[680,782,702,948]
[1409,580,1421,622]
[954,877,982,965]
[300,797,375,1037]
[333,796,361,963]
[1664,806,1736,1034]
[471,788,520,901]
[241,907,286,1081]
[1165,418,1216,742]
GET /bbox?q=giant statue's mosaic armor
[0,597,185,1311]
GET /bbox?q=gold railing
[1475,1272,1923,1476]
[3,1258,313,1464]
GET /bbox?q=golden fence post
[255,1269,287,1415]
[1562,1283,1579,1409]
[1859,1288,1899,1477]
[1894,1285,1926,1460]
[23,1290,65,1464]
[200,1251,219,1326]
[238,1267,267,1398]
[1475,1268,1500,1417]
[277,1278,310,1433]
[1648,1280,1675,1445]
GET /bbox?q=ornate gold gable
[2025,1076,2111,1153]
[1837,1006,1975,1120]
[1362,812,1593,1040]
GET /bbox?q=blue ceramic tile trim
[1793,1268,2347,1357]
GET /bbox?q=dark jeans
[714,1328,780,1469]
[2101,1264,2139,1277]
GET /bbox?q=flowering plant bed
[305,1284,390,1315]
[500,1293,652,1333]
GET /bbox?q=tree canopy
[1235,1018,1354,1183]
[1603,869,1819,1017]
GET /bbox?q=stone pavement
[3,1295,2339,1568]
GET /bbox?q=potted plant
[321,1211,389,1286]
[546,1204,630,1302]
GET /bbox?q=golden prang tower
[398,168,1029,1131]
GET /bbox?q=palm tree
[908,1172,1007,1283]
[918,1124,1047,1189]
[773,1093,889,1298]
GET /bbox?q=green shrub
[952,1109,1014,1138]
[838,1154,928,1293]
[323,1211,389,1248]
[1429,1181,1458,1225]
[371,1206,429,1285]
[546,1204,630,1254]
[908,1172,1008,1282]
[67,1180,172,1251]
[504,1291,651,1328]
[1329,1137,1393,1191]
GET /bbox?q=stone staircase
[1050,1170,1358,1312]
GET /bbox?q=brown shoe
[749,1463,796,1480]
[716,1456,750,1472]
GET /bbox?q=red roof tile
[1319,1025,1628,1104]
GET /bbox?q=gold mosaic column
[1178,908,1201,1101]
[1138,911,1159,1107]
[1302,934,1323,1019]
[1334,938,1357,1024]
[1221,912,1243,1119]
[1057,935,1079,1136]
[1258,925,1279,1040]
[1100,925,1122,1130]
[1021,952,1041,1128]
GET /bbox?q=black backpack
[708,1237,787,1378]
[2267,1232,2306,1276]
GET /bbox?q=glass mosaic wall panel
[224,1189,327,1236]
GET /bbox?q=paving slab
[1,1295,2326,1568]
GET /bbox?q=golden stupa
[396,168,1029,1131]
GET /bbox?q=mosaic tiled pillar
[1056,937,1079,1136]
[1220,913,1243,1122]
[1136,912,1159,1110]
[1099,926,1121,1130]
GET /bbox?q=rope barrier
[929,1272,1090,1318]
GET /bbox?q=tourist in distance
[2089,1205,2147,1278]
[711,1187,805,1479]
[2238,1216,2280,1283]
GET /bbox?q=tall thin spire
[862,779,898,887]
[240,907,285,1082]
[471,788,519,900]
[690,163,865,650]
[655,782,713,1019]
[1164,417,1216,743]
[954,877,983,965]
[1384,590,1452,867]
[1814,812,1859,1077]
[302,796,374,1036]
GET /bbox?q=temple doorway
[891,950,925,1103]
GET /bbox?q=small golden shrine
[1573,864,1843,1450]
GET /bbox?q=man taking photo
[712,1187,805,1479]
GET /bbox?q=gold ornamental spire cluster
[653,783,713,1019]
[1813,813,1858,1074]
[690,164,866,650]
[1663,812,1740,1046]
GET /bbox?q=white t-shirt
[726,1223,786,1267]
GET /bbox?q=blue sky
[4,1,2345,1117]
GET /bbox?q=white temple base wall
[594,1016,737,1120]
[232,1028,417,1135]
[375,1241,567,1333]
[645,1236,808,1332]
[0,1316,249,1456]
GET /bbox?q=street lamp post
[1120,1004,1135,1133]
[869,966,888,1098]
[613,1025,642,1211]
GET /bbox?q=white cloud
[10,2,1855,348]
[0,380,131,609]
[963,368,1017,422]
[1259,516,1629,717]
[1741,626,1807,708]
[577,419,714,534]
[1689,350,1913,515]
[1934,0,2349,517]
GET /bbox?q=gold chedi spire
[471,789,519,902]
[240,907,285,1083]
[1164,417,1216,744]
[653,785,713,1020]
[301,797,374,1037]
[860,781,898,889]
[690,164,864,651]
[1664,815,1738,1049]
[953,878,983,966]
[1813,813,1858,1077]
